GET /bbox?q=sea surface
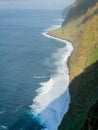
[0,9,73,130]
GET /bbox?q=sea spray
[30,31,73,130]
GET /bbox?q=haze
[0,0,75,9]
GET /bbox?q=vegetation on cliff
[49,0,98,80]
[48,0,98,129]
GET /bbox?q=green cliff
[48,0,98,129]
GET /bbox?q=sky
[0,0,75,9]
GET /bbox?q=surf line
[30,29,74,130]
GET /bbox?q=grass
[87,48,98,66]
[48,2,98,130]
[57,4,98,80]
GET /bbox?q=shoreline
[30,29,74,130]
[43,31,74,74]
[47,31,76,49]
[43,31,74,127]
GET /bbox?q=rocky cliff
[48,0,98,129]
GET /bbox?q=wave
[0,110,6,114]
[30,26,73,130]
[0,125,8,130]
[43,25,61,34]
[33,76,49,79]
[43,18,63,33]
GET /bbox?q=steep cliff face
[48,0,98,130]
[59,61,98,130]
[61,5,72,18]
[58,0,98,129]
[62,0,98,25]
[49,0,98,80]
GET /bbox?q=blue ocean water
[0,9,73,130]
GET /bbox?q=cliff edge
[48,0,98,129]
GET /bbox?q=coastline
[43,30,74,126]
[47,31,76,49]
[48,1,98,130]
[30,29,74,130]
[45,31,74,74]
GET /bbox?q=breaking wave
[30,22,73,130]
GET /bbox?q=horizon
[0,0,75,10]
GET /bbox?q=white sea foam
[0,125,8,130]
[42,18,63,34]
[0,110,6,114]
[43,25,61,33]
[30,25,73,130]
[33,76,48,79]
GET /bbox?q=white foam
[30,27,73,130]
[43,19,63,34]
[33,76,48,79]
[0,125,8,130]
[43,32,70,45]
[43,25,61,34]
[42,18,63,36]
[0,110,6,114]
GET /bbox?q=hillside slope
[48,0,98,129]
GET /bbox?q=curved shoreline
[43,31,74,73]
[30,29,74,130]
[42,31,74,129]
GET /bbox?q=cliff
[61,5,72,18]
[48,0,98,129]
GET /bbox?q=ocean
[0,9,73,130]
